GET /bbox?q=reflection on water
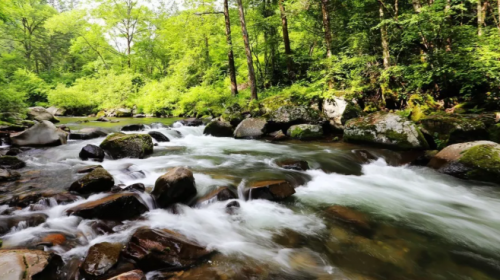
[1,118,500,279]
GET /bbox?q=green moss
[100,133,153,159]
[419,114,487,146]
[459,144,500,182]
[96,111,106,118]
[386,129,413,149]
[287,125,323,140]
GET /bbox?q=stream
[1,117,500,280]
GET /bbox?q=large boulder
[323,98,362,130]
[244,180,295,201]
[69,167,114,194]
[203,121,233,137]
[344,112,429,150]
[100,133,153,159]
[268,105,324,131]
[27,107,59,123]
[115,108,132,118]
[418,114,488,148]
[233,118,267,139]
[428,141,500,184]
[79,144,105,162]
[69,128,108,140]
[10,121,68,146]
[147,131,169,142]
[46,106,66,116]
[66,193,148,221]
[179,118,203,127]
[152,167,197,208]
[124,227,212,272]
[286,124,323,140]
[81,242,122,278]
[0,156,26,169]
[0,250,55,280]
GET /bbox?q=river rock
[203,121,233,137]
[419,114,488,148]
[268,105,324,131]
[323,98,362,130]
[121,124,145,131]
[79,144,105,162]
[66,193,148,221]
[27,107,59,123]
[428,141,500,184]
[180,118,203,127]
[325,205,371,231]
[148,131,170,142]
[115,108,132,118]
[10,121,69,146]
[46,106,66,116]
[233,118,267,139]
[286,124,323,140]
[0,249,54,280]
[0,169,20,182]
[96,117,110,122]
[344,112,429,150]
[196,187,237,205]
[245,180,295,201]
[77,165,103,174]
[69,167,114,194]
[0,214,47,235]
[6,148,22,156]
[100,133,153,159]
[134,114,146,118]
[108,270,146,280]
[69,128,108,140]
[0,156,26,169]
[81,242,122,278]
[276,159,309,171]
[124,227,212,272]
[269,130,287,141]
[152,167,197,208]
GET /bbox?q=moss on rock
[286,124,323,140]
[100,133,153,159]
[458,144,500,183]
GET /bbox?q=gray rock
[0,249,54,280]
[286,124,323,140]
[10,121,68,146]
[148,131,170,142]
[152,167,197,208]
[323,98,362,130]
[233,118,267,139]
[79,144,105,162]
[203,121,233,137]
[69,128,108,140]
[46,106,66,116]
[27,107,59,123]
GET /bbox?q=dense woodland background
[1,0,500,118]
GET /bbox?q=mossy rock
[100,133,153,159]
[96,111,106,118]
[69,167,115,194]
[419,114,488,149]
[428,141,500,184]
[488,123,500,143]
[344,112,429,150]
[286,124,323,140]
[203,121,233,137]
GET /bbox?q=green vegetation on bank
[1,0,500,119]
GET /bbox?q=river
[1,117,500,280]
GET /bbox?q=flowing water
[1,117,500,280]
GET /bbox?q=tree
[236,0,257,100]
[279,0,294,81]
[224,0,238,95]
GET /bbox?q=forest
[1,0,500,118]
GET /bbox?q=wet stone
[69,167,114,194]
[325,205,371,232]
[148,131,170,142]
[152,167,197,209]
[0,249,53,280]
[121,124,146,131]
[245,180,295,201]
[124,227,213,272]
[81,242,122,278]
[0,213,47,235]
[77,165,103,174]
[180,118,203,127]
[196,187,237,205]
[0,156,26,170]
[66,193,148,221]
[276,159,309,171]
[79,144,105,162]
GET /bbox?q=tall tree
[236,0,257,100]
[279,0,294,81]
[320,0,333,58]
[224,0,238,95]
[379,2,390,69]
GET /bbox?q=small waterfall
[237,179,247,200]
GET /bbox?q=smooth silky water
[1,117,500,280]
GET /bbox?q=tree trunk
[279,0,294,81]
[224,0,238,96]
[379,4,390,69]
[320,0,333,58]
[127,38,132,68]
[478,0,485,36]
[412,0,421,13]
[236,0,258,100]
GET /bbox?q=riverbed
[2,117,500,280]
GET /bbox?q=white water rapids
[2,121,500,279]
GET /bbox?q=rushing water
[1,117,500,280]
